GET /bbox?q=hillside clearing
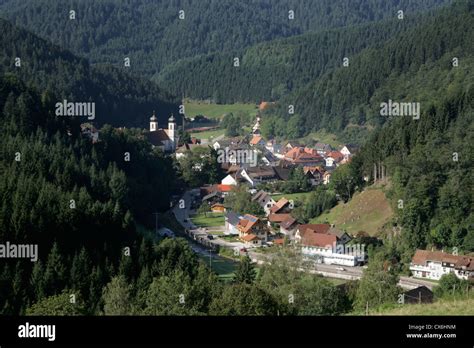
[184,100,258,120]
[311,187,393,236]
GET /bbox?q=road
[173,190,436,290]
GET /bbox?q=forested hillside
[340,75,474,267]
[156,13,429,103]
[0,0,450,79]
[260,1,474,141]
[0,72,182,313]
[0,19,179,127]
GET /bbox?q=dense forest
[157,2,473,143]
[0,0,449,79]
[269,0,474,138]
[0,18,179,127]
[157,12,429,102]
[335,78,474,269]
[0,75,359,315]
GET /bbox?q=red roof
[250,135,263,145]
[412,249,474,270]
[270,198,289,214]
[326,151,344,161]
[298,224,331,235]
[268,213,291,223]
[273,238,285,245]
[217,184,233,192]
[301,232,337,248]
[242,234,259,242]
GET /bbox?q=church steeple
[168,113,176,140]
[150,110,158,131]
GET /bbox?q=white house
[340,144,359,159]
[224,211,241,235]
[410,250,474,281]
[295,224,364,266]
[221,174,238,186]
[252,190,275,215]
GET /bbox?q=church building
[144,111,177,152]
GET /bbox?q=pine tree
[234,255,256,284]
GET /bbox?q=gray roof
[225,211,241,226]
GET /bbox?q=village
[80,101,473,288]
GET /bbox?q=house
[225,211,241,235]
[325,151,344,167]
[280,216,298,239]
[314,142,332,155]
[284,141,301,152]
[273,165,292,181]
[284,147,324,166]
[200,184,234,205]
[212,137,243,151]
[221,174,238,186]
[250,135,265,147]
[144,112,177,152]
[410,250,474,281]
[265,140,283,157]
[261,151,279,166]
[252,190,275,215]
[239,166,277,187]
[267,213,292,231]
[237,214,269,246]
[328,226,353,245]
[304,166,325,186]
[201,191,222,205]
[211,203,226,213]
[340,144,359,159]
[403,286,434,304]
[295,224,364,266]
[270,198,292,214]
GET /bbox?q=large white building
[295,224,365,267]
[410,250,474,281]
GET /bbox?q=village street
[171,190,435,290]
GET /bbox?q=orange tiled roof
[270,198,289,214]
[268,213,292,223]
[412,249,474,270]
[250,135,263,145]
[242,233,259,242]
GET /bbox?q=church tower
[150,111,158,132]
[168,114,176,147]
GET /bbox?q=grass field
[191,212,225,228]
[199,254,238,281]
[368,296,474,315]
[272,191,313,204]
[189,127,225,140]
[311,187,393,236]
[304,129,342,148]
[184,100,258,120]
